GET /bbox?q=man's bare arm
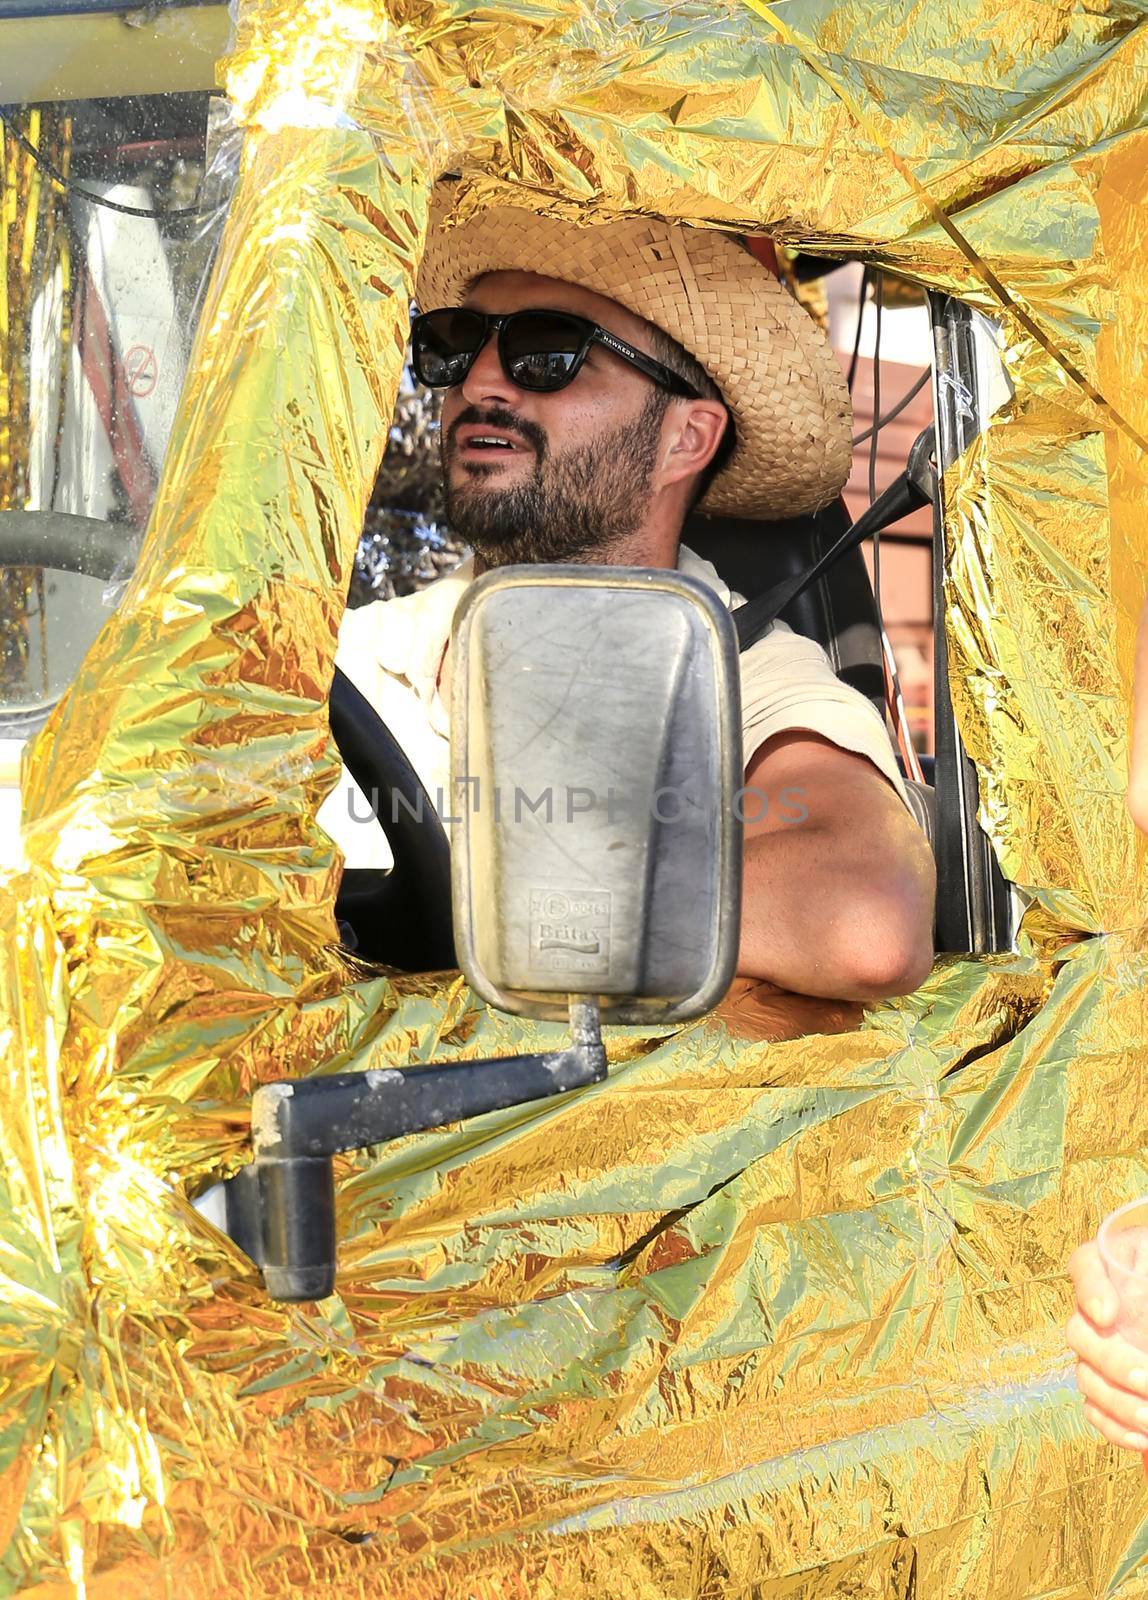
[737,730,936,1000]
[1129,598,1148,833]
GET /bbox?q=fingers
[1076,1356,1148,1448]
[1066,1312,1148,1393]
[1082,1397,1148,1453]
[1068,1305,1148,1452]
[1068,1241,1118,1328]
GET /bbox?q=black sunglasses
[410,307,702,399]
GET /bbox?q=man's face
[438,271,670,567]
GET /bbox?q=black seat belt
[733,426,934,651]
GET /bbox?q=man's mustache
[445,406,548,461]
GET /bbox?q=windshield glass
[0,77,233,740]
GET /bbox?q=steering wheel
[327,666,454,968]
[0,510,456,971]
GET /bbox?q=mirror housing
[451,566,743,1023]
[208,565,743,1301]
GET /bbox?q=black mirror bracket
[218,998,606,1302]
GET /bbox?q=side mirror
[206,567,742,1300]
[451,565,742,1022]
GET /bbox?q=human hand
[1129,597,1148,833]
[1067,1240,1148,1452]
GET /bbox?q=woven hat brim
[416,192,853,521]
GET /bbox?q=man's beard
[442,393,667,567]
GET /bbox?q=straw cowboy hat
[415,186,853,521]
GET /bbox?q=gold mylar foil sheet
[2,0,1147,1593]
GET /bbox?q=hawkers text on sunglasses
[410,307,703,398]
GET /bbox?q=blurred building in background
[827,265,935,755]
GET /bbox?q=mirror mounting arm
[219,999,605,1303]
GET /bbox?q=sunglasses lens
[502,312,588,391]
[412,309,487,386]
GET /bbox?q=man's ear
[658,400,729,493]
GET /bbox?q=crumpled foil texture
[2,0,1147,1594]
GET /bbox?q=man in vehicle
[321,192,936,1001]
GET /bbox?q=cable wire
[882,629,926,784]
[869,274,883,631]
[862,271,926,781]
[0,106,219,220]
[846,265,868,394]
[852,366,929,445]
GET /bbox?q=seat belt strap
[733,510,873,651]
[733,443,934,652]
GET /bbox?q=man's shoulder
[337,592,417,674]
[337,557,475,677]
[737,611,887,742]
[740,615,836,672]
[339,585,417,641]
[737,615,909,807]
[340,560,471,633]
